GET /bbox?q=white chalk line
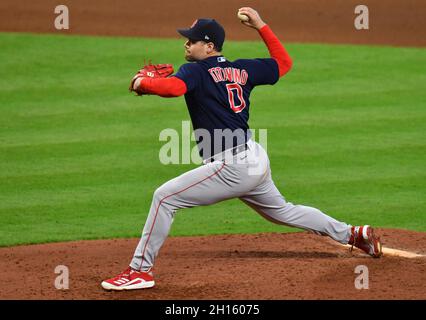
[341,244,425,258]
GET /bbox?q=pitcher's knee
[152,181,180,209]
[153,185,167,201]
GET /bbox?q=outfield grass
[0,33,425,246]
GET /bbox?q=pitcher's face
[184,39,213,61]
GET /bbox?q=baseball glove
[129,63,174,95]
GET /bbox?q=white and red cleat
[101,266,155,291]
[349,225,382,258]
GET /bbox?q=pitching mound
[1,228,425,300]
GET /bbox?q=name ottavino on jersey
[208,67,248,85]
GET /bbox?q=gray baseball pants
[130,139,351,271]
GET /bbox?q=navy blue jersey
[174,55,279,159]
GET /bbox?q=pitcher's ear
[206,42,216,53]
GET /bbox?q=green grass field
[1,33,425,247]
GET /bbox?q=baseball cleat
[101,266,155,291]
[348,225,382,258]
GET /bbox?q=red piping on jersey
[258,25,293,77]
[139,76,187,97]
[139,162,226,271]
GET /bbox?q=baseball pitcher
[101,7,382,291]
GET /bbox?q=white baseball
[237,11,249,22]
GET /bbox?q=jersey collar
[203,55,226,63]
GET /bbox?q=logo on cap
[191,19,198,28]
[204,35,210,40]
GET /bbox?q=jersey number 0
[226,83,246,113]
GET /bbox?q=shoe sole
[101,280,155,291]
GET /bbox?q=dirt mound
[1,0,425,301]
[1,229,424,299]
[0,0,425,46]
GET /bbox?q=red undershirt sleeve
[136,26,290,96]
[138,77,187,97]
[258,25,293,77]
